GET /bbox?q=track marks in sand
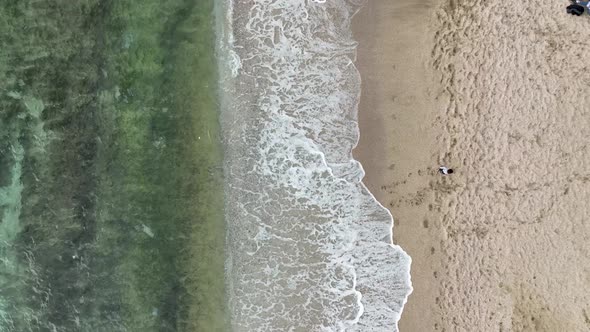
[430,0,590,330]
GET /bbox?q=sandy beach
[354,0,590,331]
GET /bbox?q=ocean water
[0,1,226,330]
[1,0,411,330]
[217,0,413,331]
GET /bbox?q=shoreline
[220,1,413,329]
[352,0,443,330]
[353,0,590,330]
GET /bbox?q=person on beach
[439,166,453,175]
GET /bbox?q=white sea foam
[216,0,412,330]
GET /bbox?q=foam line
[216,1,413,330]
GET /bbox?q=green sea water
[0,1,227,331]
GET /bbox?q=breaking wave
[216,0,413,330]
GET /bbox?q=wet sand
[354,0,590,330]
[353,0,442,330]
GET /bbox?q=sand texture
[354,0,590,331]
[353,0,441,330]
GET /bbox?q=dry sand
[353,0,590,331]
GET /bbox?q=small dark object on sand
[439,166,453,175]
[567,0,588,15]
[567,4,585,15]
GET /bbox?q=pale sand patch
[354,0,590,331]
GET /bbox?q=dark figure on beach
[439,166,453,175]
[567,0,588,16]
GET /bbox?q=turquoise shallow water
[0,1,227,331]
